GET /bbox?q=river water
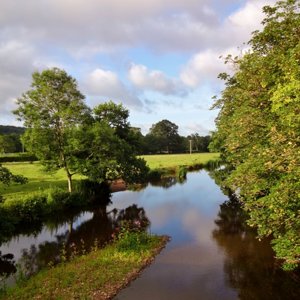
[0,170,299,299]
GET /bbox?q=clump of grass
[176,165,187,180]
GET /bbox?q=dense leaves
[0,164,27,186]
[211,0,300,269]
[14,68,91,192]
[146,119,184,153]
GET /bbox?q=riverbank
[0,233,169,300]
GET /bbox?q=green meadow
[141,153,219,170]
[0,153,219,200]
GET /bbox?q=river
[0,170,299,299]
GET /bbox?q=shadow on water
[213,195,300,300]
[0,203,150,284]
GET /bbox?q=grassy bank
[0,232,169,300]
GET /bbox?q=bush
[147,169,162,181]
[116,228,152,252]
[0,154,37,163]
[176,165,187,180]
[4,194,47,223]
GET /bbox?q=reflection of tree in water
[150,176,179,189]
[0,251,16,279]
[115,204,150,229]
[18,204,150,278]
[213,196,300,300]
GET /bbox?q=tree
[14,68,91,192]
[147,119,181,153]
[187,133,211,152]
[74,102,149,184]
[0,135,17,153]
[211,0,300,269]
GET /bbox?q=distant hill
[0,125,25,135]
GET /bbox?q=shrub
[177,165,187,180]
[0,154,37,163]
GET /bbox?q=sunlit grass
[0,162,83,200]
[141,153,219,170]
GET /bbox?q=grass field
[0,162,83,200]
[141,153,219,170]
[0,153,219,200]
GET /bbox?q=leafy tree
[0,125,25,135]
[74,102,149,184]
[147,119,182,153]
[0,164,28,202]
[187,133,211,152]
[0,135,17,153]
[211,0,300,269]
[14,68,91,192]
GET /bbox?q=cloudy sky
[0,0,276,135]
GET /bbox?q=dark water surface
[0,170,299,299]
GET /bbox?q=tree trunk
[67,172,73,193]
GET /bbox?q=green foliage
[211,0,300,269]
[116,229,153,252]
[187,133,211,152]
[14,67,91,192]
[0,164,27,186]
[0,153,37,163]
[0,125,25,136]
[146,119,182,153]
[75,102,149,184]
[177,165,187,180]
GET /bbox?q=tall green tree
[14,68,91,192]
[74,102,149,184]
[147,119,182,153]
[211,0,300,269]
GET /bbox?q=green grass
[0,162,83,201]
[1,233,168,300]
[141,153,219,170]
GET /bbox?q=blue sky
[0,0,276,135]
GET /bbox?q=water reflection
[1,169,300,299]
[0,252,16,279]
[213,196,300,300]
[0,204,149,283]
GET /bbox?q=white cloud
[180,47,243,88]
[128,64,188,96]
[0,0,279,126]
[83,68,142,108]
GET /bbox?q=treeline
[5,68,212,194]
[0,122,211,156]
[211,0,300,270]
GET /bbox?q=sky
[0,0,276,136]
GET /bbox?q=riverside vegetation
[0,153,218,298]
[210,0,300,270]
[0,225,169,300]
